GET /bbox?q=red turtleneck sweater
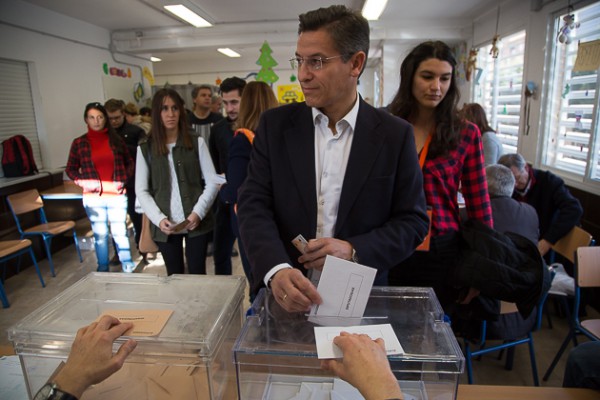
[87,127,118,195]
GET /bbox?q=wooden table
[40,181,82,200]
[457,384,599,399]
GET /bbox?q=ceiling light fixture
[150,56,162,62]
[164,5,212,28]
[362,0,388,20]
[217,48,241,58]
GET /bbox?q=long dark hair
[461,103,494,133]
[389,41,462,158]
[150,88,193,156]
[83,102,126,154]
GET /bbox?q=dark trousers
[388,232,460,312]
[563,341,600,389]
[126,183,142,247]
[213,200,236,275]
[157,232,210,275]
[230,207,254,292]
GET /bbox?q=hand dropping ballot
[308,255,376,325]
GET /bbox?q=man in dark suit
[209,77,247,276]
[237,5,428,312]
[498,153,583,257]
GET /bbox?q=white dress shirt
[263,95,360,286]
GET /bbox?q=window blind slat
[542,1,600,183]
[0,58,42,172]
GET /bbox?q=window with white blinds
[473,30,527,154]
[542,1,600,182]
[0,58,42,171]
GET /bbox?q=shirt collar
[311,93,360,132]
[515,165,535,198]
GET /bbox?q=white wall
[0,0,153,170]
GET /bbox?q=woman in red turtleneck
[66,102,134,272]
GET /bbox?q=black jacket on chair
[454,220,551,320]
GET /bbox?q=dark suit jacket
[514,167,582,244]
[491,196,539,245]
[208,117,234,174]
[237,100,429,291]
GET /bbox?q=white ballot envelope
[308,255,376,326]
[314,324,404,359]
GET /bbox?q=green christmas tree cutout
[256,41,279,84]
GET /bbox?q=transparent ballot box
[233,287,464,400]
[8,273,245,400]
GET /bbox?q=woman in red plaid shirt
[66,102,135,273]
[387,41,493,311]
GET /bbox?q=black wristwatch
[33,383,78,400]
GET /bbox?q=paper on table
[98,310,173,336]
[308,255,376,325]
[314,324,404,359]
[0,356,28,400]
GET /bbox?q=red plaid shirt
[65,132,133,195]
[422,122,493,236]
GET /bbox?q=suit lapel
[336,101,383,235]
[284,105,317,233]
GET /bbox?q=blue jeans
[83,194,134,272]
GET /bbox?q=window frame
[472,30,527,155]
[539,1,600,194]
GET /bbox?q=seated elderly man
[498,153,582,256]
[486,164,539,245]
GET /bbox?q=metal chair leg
[42,237,56,277]
[465,343,474,384]
[543,330,573,381]
[0,280,9,308]
[527,334,540,386]
[29,248,45,288]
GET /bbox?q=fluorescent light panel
[150,56,162,62]
[362,0,388,20]
[164,5,212,28]
[217,48,241,58]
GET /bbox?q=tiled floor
[0,241,594,390]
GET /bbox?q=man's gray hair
[486,164,516,197]
[497,153,527,173]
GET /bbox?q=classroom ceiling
[23,0,499,66]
